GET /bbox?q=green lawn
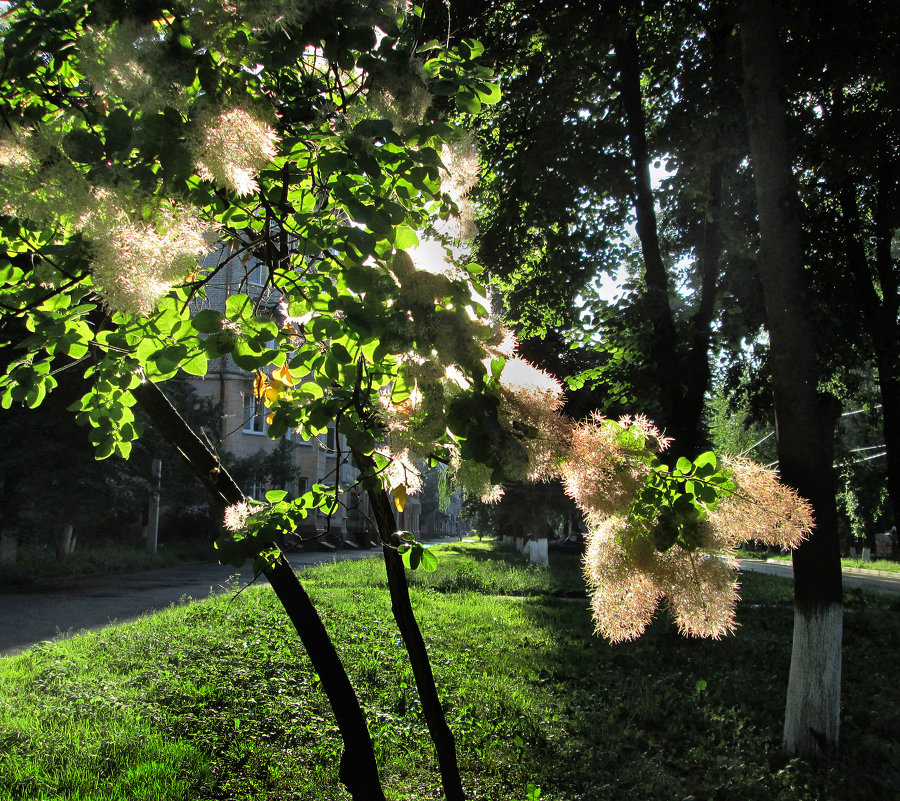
[1,541,898,800]
[0,541,216,586]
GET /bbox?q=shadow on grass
[505,560,900,801]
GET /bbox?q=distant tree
[434,0,759,458]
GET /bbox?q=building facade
[189,245,421,545]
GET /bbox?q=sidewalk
[738,558,900,595]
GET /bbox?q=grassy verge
[0,540,215,586]
[1,541,898,800]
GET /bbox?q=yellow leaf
[266,412,275,425]
[253,371,266,399]
[393,483,407,513]
[274,362,295,387]
[264,381,283,404]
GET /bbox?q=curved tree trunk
[739,0,843,760]
[351,447,465,801]
[133,380,385,800]
[615,25,683,442]
[613,24,723,459]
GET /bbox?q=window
[318,425,336,451]
[243,386,267,435]
[247,475,265,500]
[297,476,309,495]
[247,261,269,287]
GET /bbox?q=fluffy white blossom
[81,192,215,314]
[193,107,279,196]
[223,500,253,532]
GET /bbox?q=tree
[0,1,501,796]
[0,0,818,794]
[436,0,759,458]
[738,0,843,759]
[783,0,900,550]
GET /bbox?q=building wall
[188,244,421,540]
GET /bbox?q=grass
[0,540,215,586]
[1,540,899,800]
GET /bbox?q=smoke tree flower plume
[223,500,253,533]
[192,106,280,196]
[571,425,814,642]
[560,412,670,524]
[709,456,812,550]
[378,447,424,497]
[80,194,215,314]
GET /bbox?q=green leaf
[456,90,482,115]
[192,309,224,333]
[225,293,251,320]
[180,352,208,377]
[331,342,353,364]
[392,225,419,249]
[266,489,288,503]
[415,38,442,53]
[474,81,501,105]
[62,129,104,163]
[459,38,485,58]
[419,547,438,572]
[675,456,693,475]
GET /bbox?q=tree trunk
[132,380,385,800]
[739,0,843,760]
[614,25,683,442]
[352,447,465,801]
[56,522,75,561]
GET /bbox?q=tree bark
[680,161,724,457]
[615,25,683,444]
[739,0,843,760]
[351,447,465,801]
[132,380,386,800]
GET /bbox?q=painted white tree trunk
[515,536,525,552]
[56,523,76,561]
[145,457,162,553]
[783,603,843,758]
[528,538,548,566]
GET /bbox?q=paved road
[739,558,900,595]
[0,549,381,658]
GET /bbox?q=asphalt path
[739,558,900,595]
[0,548,382,658]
